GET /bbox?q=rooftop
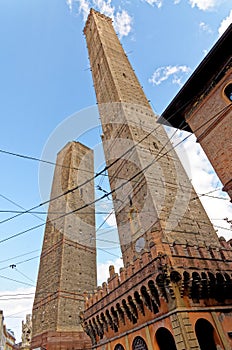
[160,24,232,132]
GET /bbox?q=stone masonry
[82,9,232,349]
[31,141,97,350]
[84,9,220,267]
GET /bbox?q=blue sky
[0,0,231,341]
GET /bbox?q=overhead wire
[0,193,43,223]
[0,148,106,176]
[0,93,210,226]
[0,103,231,245]
[0,249,39,264]
[1,100,230,231]
[93,105,232,238]
[0,209,113,215]
[0,274,35,287]
[0,255,40,271]
[0,119,164,225]
[0,104,230,245]
[11,266,35,284]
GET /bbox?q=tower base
[31,331,91,350]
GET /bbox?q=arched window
[132,336,148,350]
[155,327,177,350]
[224,83,232,102]
[114,344,125,350]
[195,319,217,350]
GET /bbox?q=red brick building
[161,24,232,201]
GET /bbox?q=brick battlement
[84,238,232,313]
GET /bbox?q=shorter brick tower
[31,142,97,350]
[161,24,232,201]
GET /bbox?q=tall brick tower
[82,9,232,349]
[31,142,96,350]
[84,9,219,266]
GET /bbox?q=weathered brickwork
[82,9,232,350]
[161,26,232,201]
[31,142,97,350]
[186,70,232,200]
[82,238,232,347]
[84,10,220,266]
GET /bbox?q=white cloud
[66,0,73,11]
[189,0,218,10]
[149,65,191,86]
[67,0,90,21]
[105,210,117,227]
[114,10,133,38]
[174,0,181,4]
[172,130,232,241]
[93,0,114,17]
[97,258,123,285]
[199,21,212,33]
[218,9,232,37]
[78,0,91,21]
[0,287,35,343]
[66,0,132,37]
[143,0,163,8]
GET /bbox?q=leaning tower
[82,9,232,349]
[84,9,220,265]
[31,142,97,350]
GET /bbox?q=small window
[114,345,125,350]
[132,336,148,350]
[224,83,232,102]
[153,142,158,150]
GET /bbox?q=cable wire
[1,103,231,244]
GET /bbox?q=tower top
[84,8,112,35]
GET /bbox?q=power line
[0,147,105,176]
[11,266,35,283]
[0,193,43,223]
[0,103,231,245]
[0,274,35,287]
[0,209,112,215]
[0,249,39,264]
[0,120,162,225]
[2,101,231,231]
[0,97,203,226]
[5,309,33,318]
[0,296,34,301]
[0,255,40,272]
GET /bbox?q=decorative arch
[132,336,148,350]
[195,318,217,350]
[155,327,177,350]
[224,82,232,102]
[114,344,125,350]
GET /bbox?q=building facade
[0,311,16,350]
[161,24,232,201]
[31,142,97,350]
[82,9,232,350]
